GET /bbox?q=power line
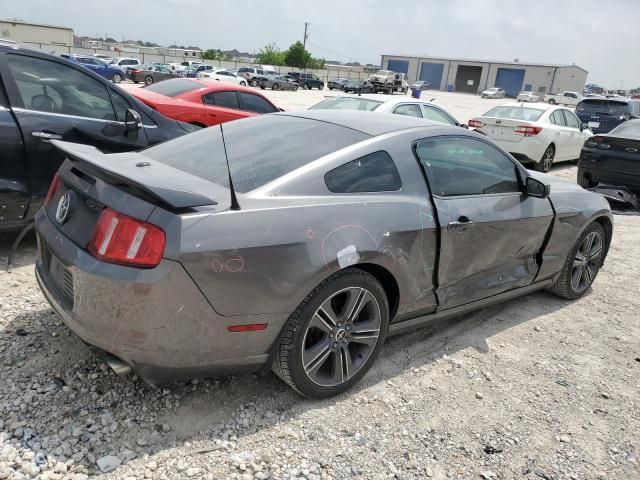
[306,40,377,65]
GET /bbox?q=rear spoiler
[51,140,230,210]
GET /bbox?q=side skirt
[387,279,554,337]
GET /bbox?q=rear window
[141,115,369,193]
[483,106,544,121]
[144,78,201,97]
[310,97,383,112]
[577,100,628,116]
[610,122,640,138]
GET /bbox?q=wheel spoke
[344,288,368,323]
[584,264,593,285]
[588,246,602,260]
[582,233,595,257]
[308,313,333,334]
[317,302,338,328]
[571,265,583,290]
[303,339,332,376]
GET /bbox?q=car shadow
[0,230,38,269]
[1,286,577,473]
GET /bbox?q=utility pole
[303,22,309,49]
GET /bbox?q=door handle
[447,216,475,231]
[33,131,62,141]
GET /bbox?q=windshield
[577,100,628,116]
[483,106,544,121]
[309,97,383,111]
[142,115,369,193]
[144,78,201,97]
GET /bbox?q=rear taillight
[88,208,165,267]
[585,136,610,149]
[44,174,61,207]
[514,125,542,136]
[468,119,484,128]
[132,69,141,74]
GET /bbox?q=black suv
[288,72,324,90]
[0,46,197,233]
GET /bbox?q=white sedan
[197,68,247,86]
[517,91,539,102]
[469,103,593,172]
[481,87,506,99]
[308,94,463,126]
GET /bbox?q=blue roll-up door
[495,68,525,97]
[419,62,444,90]
[387,60,409,74]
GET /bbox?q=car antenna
[219,125,241,210]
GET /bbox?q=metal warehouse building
[381,55,588,98]
[0,19,74,47]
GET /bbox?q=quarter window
[415,137,520,197]
[238,92,277,113]
[550,110,567,126]
[393,104,423,118]
[6,54,116,120]
[325,151,402,193]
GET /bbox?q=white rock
[96,455,121,473]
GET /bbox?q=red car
[126,78,282,127]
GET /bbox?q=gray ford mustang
[35,111,613,398]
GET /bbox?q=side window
[423,105,457,125]
[550,110,566,126]
[111,90,133,122]
[562,110,580,129]
[393,104,423,118]
[238,92,277,113]
[324,151,402,193]
[415,137,521,197]
[203,91,240,110]
[6,54,116,120]
[566,93,576,98]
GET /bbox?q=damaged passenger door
[415,136,554,310]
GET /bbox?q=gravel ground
[1,91,638,480]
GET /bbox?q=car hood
[527,170,584,192]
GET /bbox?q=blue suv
[61,55,126,83]
[575,98,640,133]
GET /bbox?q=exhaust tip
[105,355,132,377]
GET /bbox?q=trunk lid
[51,140,230,210]
[596,135,640,174]
[475,117,531,143]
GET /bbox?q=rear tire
[548,222,606,300]
[144,75,154,86]
[578,171,597,188]
[293,84,299,91]
[250,78,258,87]
[272,83,279,90]
[272,268,389,399]
[534,145,555,172]
[548,99,556,105]
[303,82,309,90]
[112,73,122,83]
[240,81,247,87]
[318,84,324,90]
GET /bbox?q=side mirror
[580,122,589,131]
[125,109,142,132]
[525,176,550,198]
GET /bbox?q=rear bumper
[487,137,546,164]
[34,209,276,383]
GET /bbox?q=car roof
[492,101,553,111]
[328,94,437,107]
[279,110,441,136]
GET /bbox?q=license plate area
[588,121,600,128]
[47,250,74,308]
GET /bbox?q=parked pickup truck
[0,45,197,234]
[545,91,583,106]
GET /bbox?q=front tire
[272,83,279,90]
[272,268,389,398]
[240,81,247,87]
[303,82,309,90]
[534,145,555,172]
[548,99,556,105]
[250,78,258,87]
[548,222,606,300]
[293,84,299,91]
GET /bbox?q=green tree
[284,41,313,69]
[202,49,230,61]
[255,43,286,66]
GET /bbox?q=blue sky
[4,0,638,88]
